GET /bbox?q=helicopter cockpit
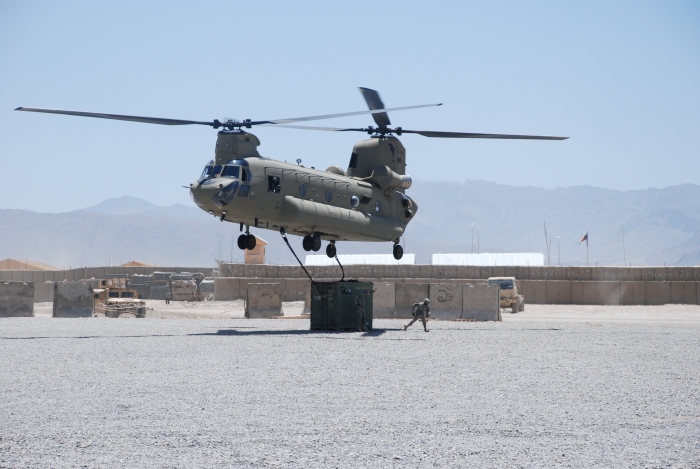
[199,159,251,183]
[196,159,253,208]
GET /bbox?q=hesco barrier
[216,277,700,306]
[215,264,700,282]
[0,266,215,283]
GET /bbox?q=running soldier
[404,298,430,332]
[356,289,375,332]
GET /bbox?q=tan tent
[0,258,58,271]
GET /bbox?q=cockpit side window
[201,165,213,178]
[222,166,240,178]
[349,152,358,169]
[242,168,251,182]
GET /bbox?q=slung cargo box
[310,281,374,331]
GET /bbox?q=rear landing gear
[326,242,337,258]
[393,244,404,260]
[303,234,322,252]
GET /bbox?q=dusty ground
[3,304,699,468]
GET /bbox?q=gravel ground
[2,304,699,468]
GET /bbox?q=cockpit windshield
[222,165,240,178]
[201,165,213,178]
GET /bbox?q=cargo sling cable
[334,254,345,282]
[280,228,323,296]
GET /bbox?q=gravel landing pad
[2,308,700,468]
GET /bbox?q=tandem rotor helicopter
[16,88,567,262]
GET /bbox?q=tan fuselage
[189,131,417,243]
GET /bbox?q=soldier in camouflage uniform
[404,298,430,332]
[356,289,374,332]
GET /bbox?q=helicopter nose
[190,179,240,210]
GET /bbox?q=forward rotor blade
[400,130,569,140]
[251,103,441,125]
[359,87,391,127]
[257,124,362,132]
[15,107,215,126]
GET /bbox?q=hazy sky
[1,1,698,212]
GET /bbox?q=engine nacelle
[367,165,412,190]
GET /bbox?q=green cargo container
[310,281,374,331]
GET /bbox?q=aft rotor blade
[259,124,568,140]
[400,130,569,140]
[251,103,441,125]
[359,87,391,127]
[15,107,216,126]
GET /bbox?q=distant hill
[81,195,209,223]
[1,181,699,268]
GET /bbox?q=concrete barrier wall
[670,282,697,304]
[0,265,689,282]
[0,281,34,317]
[620,282,646,305]
[645,282,670,305]
[373,282,396,319]
[462,284,501,321]
[213,276,700,306]
[596,282,621,305]
[53,282,94,318]
[429,284,463,320]
[395,283,429,319]
[546,281,572,305]
[245,283,282,318]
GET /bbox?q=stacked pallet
[172,280,198,301]
[128,274,153,299]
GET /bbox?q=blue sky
[1,0,698,212]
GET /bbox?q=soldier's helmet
[424,298,430,304]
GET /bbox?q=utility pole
[621,223,627,266]
[477,229,480,254]
[543,222,550,266]
[557,236,561,266]
[471,224,475,254]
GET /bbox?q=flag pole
[587,233,589,266]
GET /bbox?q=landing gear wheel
[393,244,404,260]
[237,234,248,250]
[245,234,257,250]
[311,235,322,252]
[326,243,337,258]
[302,235,313,252]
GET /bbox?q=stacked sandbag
[171,280,198,301]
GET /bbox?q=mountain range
[1,181,699,269]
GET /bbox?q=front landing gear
[393,244,404,260]
[237,233,256,250]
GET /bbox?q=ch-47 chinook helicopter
[16,88,567,261]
